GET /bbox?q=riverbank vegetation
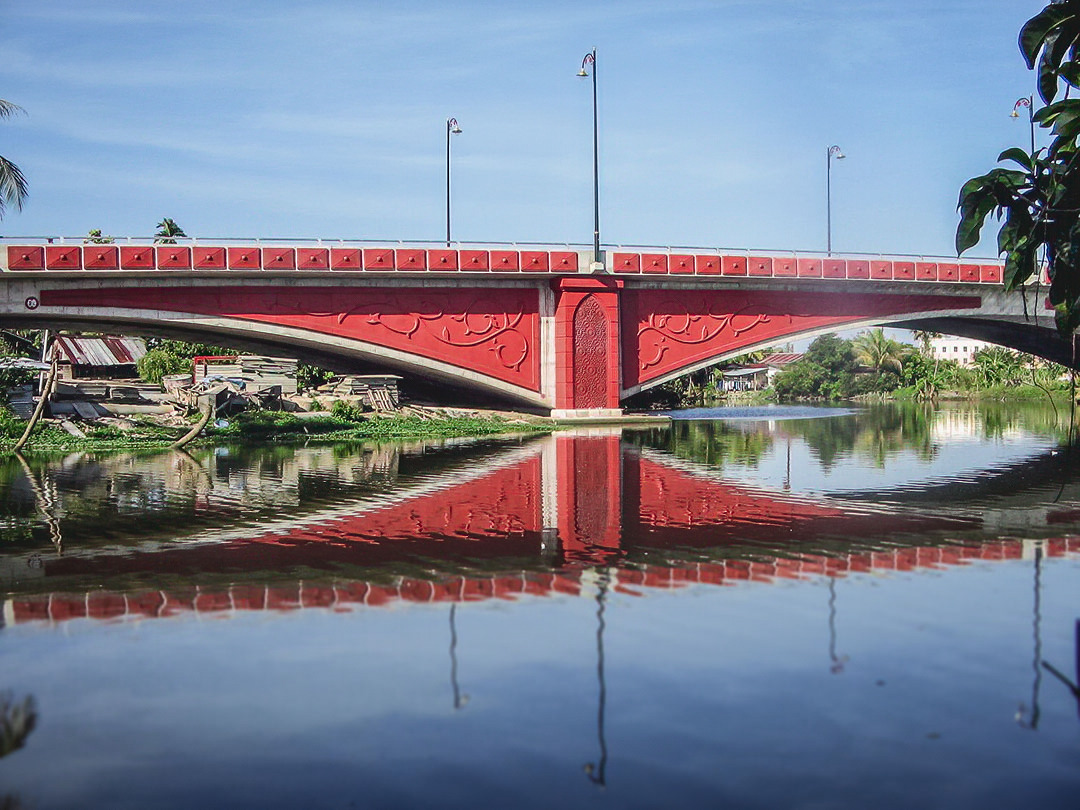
[772,331,1071,402]
[642,329,1073,408]
[0,406,549,454]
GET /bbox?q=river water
[0,401,1078,808]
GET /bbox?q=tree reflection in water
[638,401,1076,473]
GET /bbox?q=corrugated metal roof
[53,336,147,367]
[758,352,803,366]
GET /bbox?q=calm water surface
[0,401,1078,809]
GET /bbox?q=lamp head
[577,67,589,78]
[448,117,462,134]
[828,145,845,160]
[1010,109,1021,119]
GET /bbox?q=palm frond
[0,155,28,218]
[0,99,26,120]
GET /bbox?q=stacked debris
[316,375,401,411]
[193,356,297,396]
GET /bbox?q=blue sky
[0,0,1050,258]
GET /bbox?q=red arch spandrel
[40,285,542,392]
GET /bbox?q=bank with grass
[0,406,551,454]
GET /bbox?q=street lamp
[1012,96,1036,156]
[446,117,462,247]
[826,144,845,256]
[578,49,603,271]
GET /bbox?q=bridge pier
[550,278,623,418]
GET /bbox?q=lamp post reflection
[449,602,469,710]
[1041,620,1080,719]
[1016,540,1043,729]
[827,577,847,674]
[584,569,610,786]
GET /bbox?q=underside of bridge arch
[0,313,551,412]
[894,317,1078,368]
[620,314,1079,400]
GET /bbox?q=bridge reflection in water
[4,430,1079,626]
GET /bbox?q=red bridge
[0,238,1056,415]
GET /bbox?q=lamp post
[1012,96,1036,156]
[446,117,462,247]
[826,144,845,256]
[578,49,603,271]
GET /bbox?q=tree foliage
[0,99,27,220]
[957,0,1080,335]
[852,328,912,374]
[136,348,191,384]
[154,217,186,244]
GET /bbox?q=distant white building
[928,336,993,367]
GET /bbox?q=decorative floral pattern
[638,303,771,370]
[573,296,609,409]
[296,293,532,374]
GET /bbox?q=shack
[52,335,147,380]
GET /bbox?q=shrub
[330,399,369,422]
[137,349,189,385]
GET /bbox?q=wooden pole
[13,347,58,453]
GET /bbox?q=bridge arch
[621,314,1076,397]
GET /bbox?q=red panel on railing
[980,264,1002,283]
[894,261,915,280]
[846,260,869,279]
[916,262,938,281]
[7,246,44,270]
[521,251,549,272]
[490,250,520,271]
[613,253,640,273]
[263,247,295,269]
[670,255,695,275]
[642,254,668,274]
[84,246,118,270]
[227,247,261,269]
[748,256,773,276]
[773,257,797,277]
[870,260,892,279]
[193,247,226,269]
[45,246,80,270]
[721,256,747,276]
[427,249,459,270]
[958,264,979,282]
[797,258,822,277]
[460,250,489,271]
[823,259,846,278]
[396,248,426,270]
[157,246,192,269]
[120,246,154,269]
[695,255,720,274]
[297,247,329,269]
[937,263,958,281]
[362,248,393,270]
[330,248,361,269]
[551,251,578,272]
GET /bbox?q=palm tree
[154,217,186,244]
[853,328,910,374]
[0,100,28,220]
